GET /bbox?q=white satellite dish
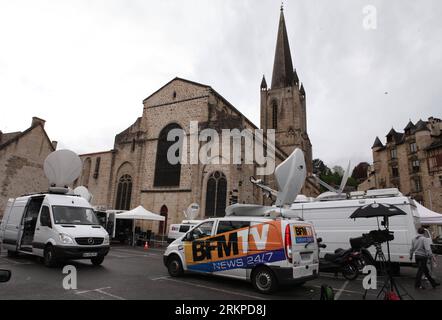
[184,203,200,220]
[44,149,82,193]
[338,160,351,194]
[274,148,306,207]
[74,186,93,202]
[227,148,307,217]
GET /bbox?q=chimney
[31,117,46,128]
[51,141,58,150]
[0,130,3,144]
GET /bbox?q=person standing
[410,227,440,289]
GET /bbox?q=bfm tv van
[0,150,110,267]
[163,148,320,294]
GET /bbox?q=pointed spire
[415,119,429,132]
[404,120,415,131]
[372,136,384,149]
[271,6,294,89]
[293,69,299,85]
[386,128,397,137]
[260,75,267,89]
[299,83,305,97]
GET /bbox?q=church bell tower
[260,6,313,174]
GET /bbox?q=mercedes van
[163,216,319,294]
[0,193,110,267]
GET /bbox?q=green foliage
[313,159,366,192]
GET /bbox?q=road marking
[150,276,170,281]
[95,288,126,300]
[311,284,377,297]
[75,287,126,300]
[334,280,349,300]
[161,277,267,300]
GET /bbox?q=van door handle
[36,228,40,231]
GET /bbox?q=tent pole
[132,219,135,247]
[162,219,166,246]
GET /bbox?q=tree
[312,158,331,176]
[351,162,370,183]
[332,165,344,177]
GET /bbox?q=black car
[431,236,442,255]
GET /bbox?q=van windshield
[52,206,100,225]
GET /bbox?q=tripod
[363,240,413,300]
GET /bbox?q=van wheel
[91,256,105,266]
[167,255,183,277]
[7,250,18,258]
[43,245,57,268]
[252,266,278,294]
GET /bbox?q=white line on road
[150,276,170,281]
[161,277,267,300]
[334,280,349,300]
[310,284,377,298]
[75,287,126,300]
[95,288,126,300]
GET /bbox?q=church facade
[74,8,318,233]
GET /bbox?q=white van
[167,220,201,243]
[163,216,319,294]
[290,189,422,270]
[0,193,110,267]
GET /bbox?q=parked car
[167,220,201,243]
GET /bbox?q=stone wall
[0,125,54,216]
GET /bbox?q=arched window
[115,174,132,210]
[205,171,227,217]
[82,158,91,187]
[272,101,278,130]
[159,205,168,235]
[154,123,182,187]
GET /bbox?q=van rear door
[2,199,26,252]
[286,222,318,280]
[0,199,15,244]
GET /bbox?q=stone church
[74,8,319,234]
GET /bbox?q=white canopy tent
[415,202,442,225]
[115,206,165,246]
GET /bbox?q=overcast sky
[1,0,441,169]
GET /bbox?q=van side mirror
[0,270,11,283]
[317,237,323,243]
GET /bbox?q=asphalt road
[0,246,441,300]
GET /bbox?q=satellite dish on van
[274,148,306,207]
[338,161,351,194]
[74,186,93,202]
[44,149,82,193]
[184,203,200,220]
